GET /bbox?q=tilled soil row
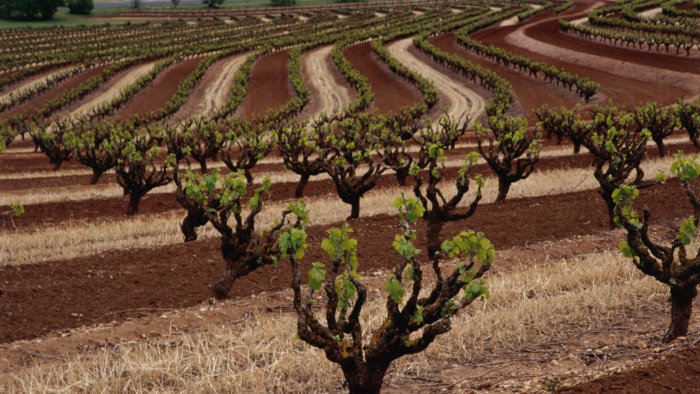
[0,66,106,121]
[0,176,695,344]
[116,57,204,118]
[300,46,355,118]
[343,42,423,114]
[428,32,579,123]
[0,137,609,191]
[3,142,696,232]
[236,50,293,119]
[0,133,551,174]
[472,5,700,107]
[564,346,700,393]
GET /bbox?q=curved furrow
[171,52,248,122]
[67,62,157,119]
[302,46,353,118]
[386,37,486,122]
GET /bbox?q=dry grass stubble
[2,139,693,205]
[0,250,665,392]
[0,155,686,266]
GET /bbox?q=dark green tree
[202,0,223,8]
[66,0,92,14]
[0,0,62,20]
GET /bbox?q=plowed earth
[429,32,579,123]
[0,178,697,344]
[116,57,203,118]
[0,66,106,120]
[472,2,700,107]
[343,42,422,114]
[2,141,696,231]
[236,50,293,119]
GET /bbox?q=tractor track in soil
[386,37,486,123]
[429,32,579,123]
[170,53,249,122]
[301,46,354,119]
[0,66,106,120]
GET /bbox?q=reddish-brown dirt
[0,177,696,344]
[0,66,106,120]
[117,57,203,117]
[470,5,692,108]
[429,32,579,123]
[678,1,695,10]
[529,5,700,75]
[564,346,700,393]
[343,42,422,114]
[236,50,293,119]
[2,4,699,391]
[4,141,696,232]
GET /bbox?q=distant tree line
[0,0,92,19]
[0,0,63,19]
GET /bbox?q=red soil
[117,57,203,118]
[565,346,700,393]
[236,50,293,119]
[0,66,106,120]
[343,42,422,114]
[429,32,578,123]
[471,6,692,108]
[0,177,696,344]
[529,9,700,74]
[4,141,696,231]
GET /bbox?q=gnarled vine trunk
[295,173,310,198]
[663,284,697,343]
[126,190,146,216]
[342,362,390,394]
[180,209,209,242]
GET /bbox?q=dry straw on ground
[1,138,691,205]
[0,154,686,266]
[0,250,664,392]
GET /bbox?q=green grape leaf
[308,262,326,291]
[677,217,697,246]
[619,241,636,258]
[385,275,405,304]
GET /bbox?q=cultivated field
[1,0,700,392]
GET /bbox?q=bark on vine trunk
[663,285,697,343]
[426,219,444,258]
[653,137,666,158]
[573,141,582,154]
[600,189,616,229]
[395,168,409,186]
[295,173,310,198]
[126,190,145,216]
[342,362,390,394]
[213,242,251,299]
[348,197,361,220]
[180,209,209,242]
[495,178,510,203]
[89,169,103,185]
